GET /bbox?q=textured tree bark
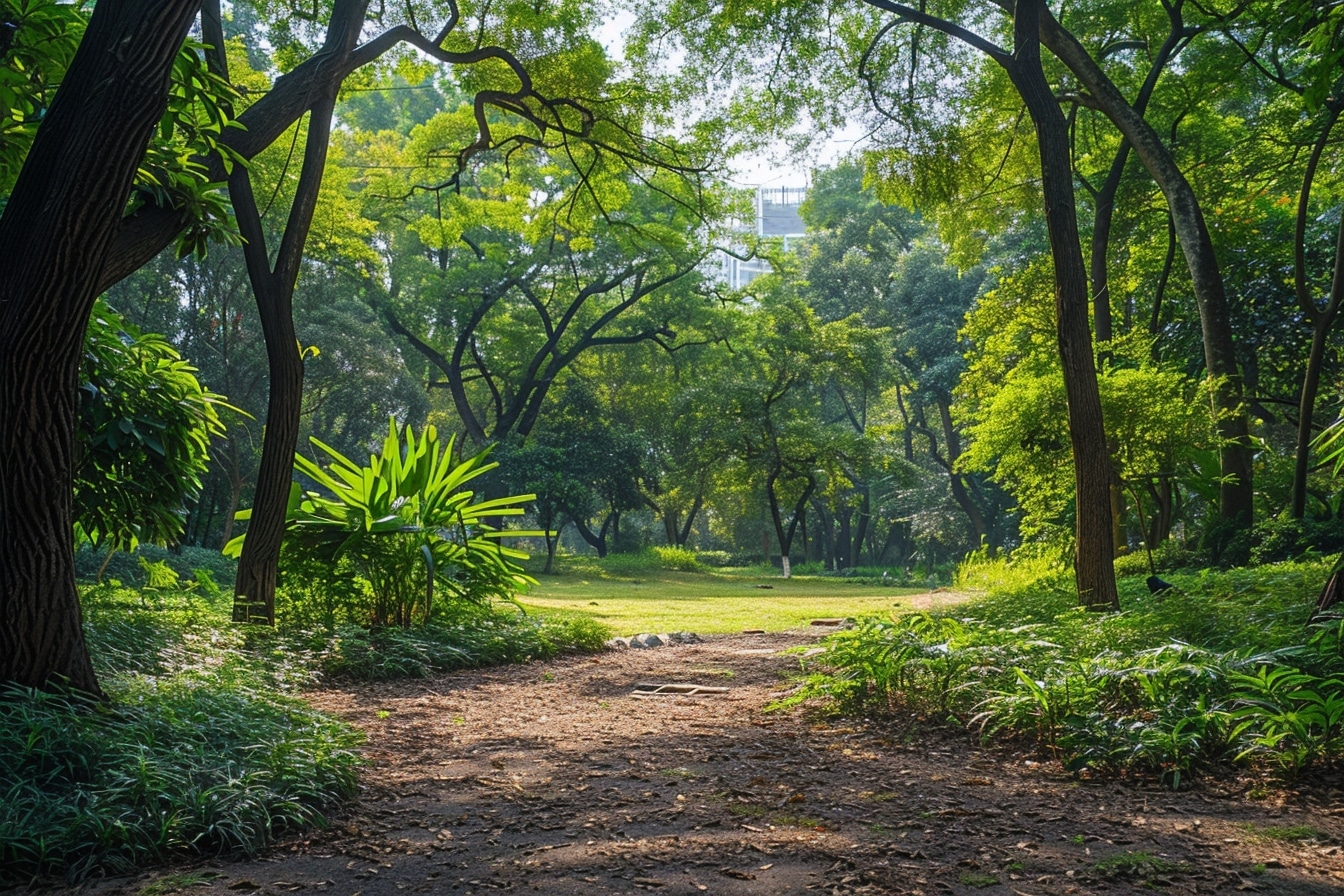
[1010,0,1119,610]
[1038,8,1253,528]
[0,0,202,691]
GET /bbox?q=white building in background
[719,185,809,290]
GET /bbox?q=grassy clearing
[518,555,936,635]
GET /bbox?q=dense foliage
[76,300,224,553]
[230,419,537,627]
[0,586,360,885]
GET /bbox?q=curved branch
[1295,107,1343,318]
[861,0,1011,66]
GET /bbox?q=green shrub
[234,419,538,628]
[275,547,371,630]
[789,562,914,585]
[693,550,736,568]
[652,545,703,571]
[75,300,225,554]
[1249,514,1344,565]
[1112,540,1197,577]
[292,607,610,680]
[75,543,237,589]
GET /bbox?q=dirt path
[72,631,1344,895]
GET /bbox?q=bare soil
[56,631,1344,895]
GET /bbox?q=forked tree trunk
[1010,0,1119,610]
[766,467,815,579]
[0,0,201,692]
[1038,8,1253,527]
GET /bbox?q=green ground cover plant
[788,554,1341,786]
[2,568,608,884]
[1,587,357,885]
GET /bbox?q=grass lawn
[516,565,958,635]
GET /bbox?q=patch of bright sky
[595,9,866,194]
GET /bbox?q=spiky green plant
[230,419,539,627]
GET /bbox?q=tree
[877,0,1118,605]
[0,0,702,686]
[0,0,205,693]
[355,125,715,447]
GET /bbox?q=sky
[594,9,866,193]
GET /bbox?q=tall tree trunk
[1290,107,1344,518]
[1038,8,1253,527]
[206,0,362,624]
[1011,0,1118,610]
[0,0,201,692]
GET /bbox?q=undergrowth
[790,556,1341,787]
[289,610,611,680]
[2,576,607,884]
[1,584,359,885]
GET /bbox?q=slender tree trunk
[207,0,363,623]
[852,489,871,566]
[1293,310,1341,518]
[0,0,200,692]
[936,400,988,545]
[836,508,853,570]
[231,274,305,623]
[1011,0,1118,610]
[1145,476,1174,546]
[1085,7,1182,348]
[1039,8,1253,527]
[1290,108,1344,518]
[677,492,705,546]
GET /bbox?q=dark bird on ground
[1147,575,1176,595]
